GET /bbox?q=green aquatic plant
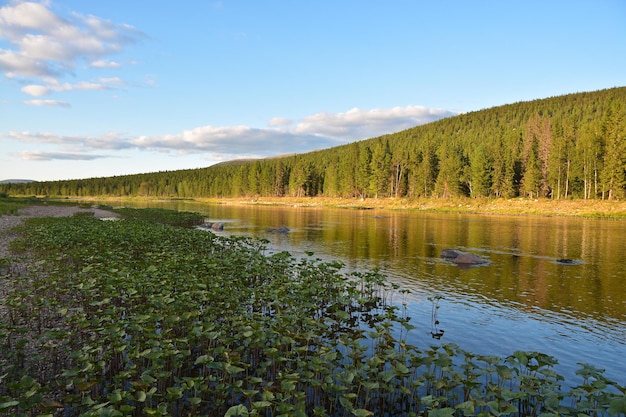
[428,295,444,340]
[111,207,205,227]
[0,209,624,416]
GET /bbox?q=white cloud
[20,78,123,96]
[98,76,123,84]
[0,1,143,95]
[0,48,59,78]
[133,125,332,157]
[91,59,121,68]
[4,105,456,162]
[294,106,455,139]
[267,117,293,127]
[21,84,50,96]
[0,2,64,38]
[60,81,106,91]
[15,150,110,161]
[7,130,135,150]
[24,99,70,107]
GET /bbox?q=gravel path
[0,205,121,258]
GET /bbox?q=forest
[2,87,625,200]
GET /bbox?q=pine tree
[576,121,603,199]
[409,135,438,197]
[469,144,492,197]
[289,158,311,197]
[369,140,392,198]
[435,143,463,198]
[356,146,372,198]
[600,102,626,199]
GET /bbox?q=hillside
[2,87,625,200]
[0,179,34,184]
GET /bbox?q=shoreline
[0,205,121,259]
[52,196,626,219]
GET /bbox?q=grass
[0,196,98,217]
[200,196,626,218]
[63,195,626,218]
[1,208,624,416]
[0,196,41,216]
[6,194,626,218]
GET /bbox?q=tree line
[3,87,625,200]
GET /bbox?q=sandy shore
[0,205,121,258]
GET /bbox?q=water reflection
[99,200,626,385]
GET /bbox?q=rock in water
[556,258,582,265]
[453,253,487,265]
[267,227,290,234]
[441,249,488,266]
[441,249,464,259]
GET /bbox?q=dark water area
[100,200,626,386]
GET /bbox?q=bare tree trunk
[564,160,570,198]
[556,164,561,200]
[594,158,599,199]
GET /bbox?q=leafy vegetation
[1,209,624,416]
[2,87,625,201]
[0,196,40,216]
[110,207,205,227]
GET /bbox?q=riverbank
[0,204,121,259]
[5,195,626,219]
[68,196,626,218]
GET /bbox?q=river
[102,200,626,387]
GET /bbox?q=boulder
[211,222,224,231]
[441,249,488,266]
[453,253,487,265]
[441,249,464,259]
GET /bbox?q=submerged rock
[556,258,582,265]
[453,253,487,265]
[441,249,464,259]
[267,227,290,234]
[196,222,224,231]
[441,249,488,266]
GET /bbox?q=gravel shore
[0,205,121,258]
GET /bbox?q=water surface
[105,201,626,386]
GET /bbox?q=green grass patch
[1,209,624,416]
[112,207,205,227]
[0,196,40,216]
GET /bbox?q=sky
[1,1,625,182]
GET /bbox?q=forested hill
[3,87,626,200]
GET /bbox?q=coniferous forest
[3,87,626,200]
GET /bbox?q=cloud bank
[0,1,143,96]
[15,150,110,161]
[4,105,455,161]
[23,99,70,107]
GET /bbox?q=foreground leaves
[1,211,624,416]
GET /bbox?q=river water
[105,201,626,386]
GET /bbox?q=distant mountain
[211,154,299,167]
[209,158,260,168]
[0,179,35,184]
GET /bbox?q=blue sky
[1,0,625,181]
